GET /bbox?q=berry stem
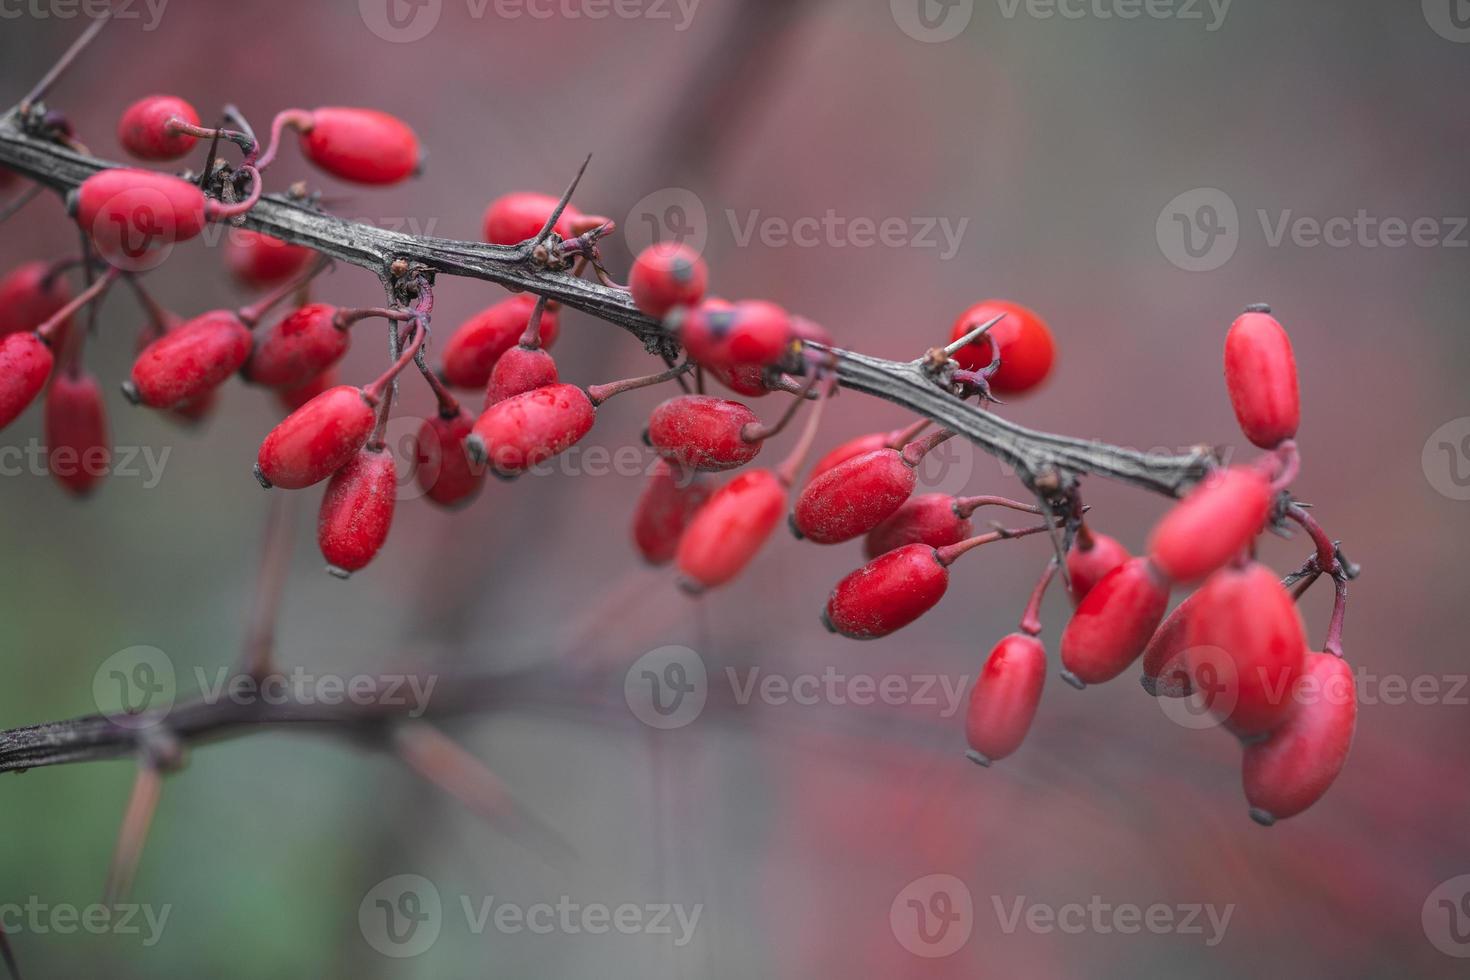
[362,320,427,406]
[775,373,839,488]
[0,182,42,224]
[740,371,818,444]
[953,495,1045,520]
[584,362,694,406]
[934,518,1064,567]
[1018,558,1060,637]
[18,8,110,115]
[515,295,551,349]
[1269,440,1300,491]
[35,265,117,345]
[205,164,263,221]
[237,255,332,327]
[416,354,462,418]
[332,307,416,332]
[884,417,931,450]
[1324,574,1349,658]
[165,117,256,156]
[900,428,956,467]
[251,109,314,170]
[1285,502,1339,576]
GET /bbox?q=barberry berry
[965,633,1047,765]
[440,295,558,389]
[318,447,397,577]
[948,299,1056,395]
[1224,305,1299,450]
[117,94,201,161]
[44,370,108,496]
[126,310,252,409]
[1242,651,1355,825]
[1059,557,1170,687]
[863,493,974,559]
[633,459,713,565]
[298,108,421,185]
[414,409,484,509]
[629,243,707,319]
[225,230,314,289]
[1148,465,1273,584]
[1065,528,1130,604]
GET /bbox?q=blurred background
[1,0,1467,976]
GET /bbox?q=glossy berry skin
[677,299,793,372]
[949,299,1056,395]
[255,385,376,490]
[300,108,420,185]
[482,192,582,245]
[966,634,1047,765]
[415,411,484,508]
[73,169,208,263]
[675,468,786,592]
[1243,651,1356,825]
[0,333,54,430]
[1186,562,1307,737]
[129,311,252,409]
[1224,307,1299,449]
[469,382,595,477]
[630,243,708,319]
[1066,531,1130,604]
[647,395,762,472]
[1140,590,1204,698]
[44,371,109,496]
[318,448,397,576]
[225,230,314,288]
[1148,466,1272,584]
[0,262,71,340]
[276,367,338,413]
[486,346,559,405]
[440,295,558,389]
[117,95,200,160]
[864,494,973,559]
[633,459,713,565]
[823,544,948,640]
[793,448,916,544]
[244,304,350,389]
[1059,557,1170,687]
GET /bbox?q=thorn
[939,313,1005,359]
[530,152,592,248]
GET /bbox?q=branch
[0,118,1212,497]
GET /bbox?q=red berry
[948,299,1056,395]
[793,448,916,544]
[73,169,209,266]
[255,385,377,490]
[1242,651,1356,825]
[823,544,949,639]
[0,262,71,341]
[117,95,200,161]
[486,345,559,405]
[482,192,582,246]
[864,493,973,559]
[44,370,109,496]
[965,633,1047,765]
[1186,562,1307,737]
[276,367,338,413]
[300,108,420,186]
[1224,306,1300,449]
[1148,466,1273,584]
[689,299,771,398]
[677,299,793,372]
[1066,530,1130,604]
[675,468,786,592]
[646,394,762,472]
[1059,557,1170,687]
[244,304,350,389]
[0,332,55,430]
[468,382,595,477]
[1139,590,1205,698]
[225,230,314,288]
[414,410,484,509]
[318,448,397,576]
[633,459,713,565]
[440,295,558,389]
[630,243,707,319]
[807,431,898,483]
[127,310,252,409]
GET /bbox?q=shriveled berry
[0,262,71,340]
[244,304,350,389]
[440,295,558,389]
[73,169,208,265]
[1139,590,1204,698]
[0,332,55,430]
[486,345,559,405]
[468,382,595,477]
[676,468,786,592]
[1059,557,1170,687]
[128,310,252,409]
[225,230,314,288]
[1148,466,1272,584]
[414,410,484,508]
[44,370,109,496]
[965,634,1047,765]
[276,367,337,413]
[300,108,420,185]
[949,299,1056,395]
[1186,562,1307,737]
[1066,530,1130,604]
[633,459,713,565]
[1224,306,1299,449]
[482,192,582,246]
[647,394,762,472]
[118,95,200,161]
[864,494,973,559]
[630,243,707,319]
[255,385,376,489]
[676,299,792,371]
[793,448,916,544]
[1243,651,1356,825]
[823,544,949,639]
[318,448,397,576]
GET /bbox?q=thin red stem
[332,307,415,332]
[1324,575,1348,658]
[934,519,1062,567]
[165,117,256,156]
[1019,559,1060,637]
[36,267,117,346]
[237,255,331,326]
[585,362,693,406]
[741,371,819,444]
[363,322,427,406]
[884,417,931,450]
[953,495,1044,520]
[206,165,263,220]
[1285,503,1339,575]
[516,296,551,349]
[776,373,839,488]
[252,109,314,170]
[900,428,956,467]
